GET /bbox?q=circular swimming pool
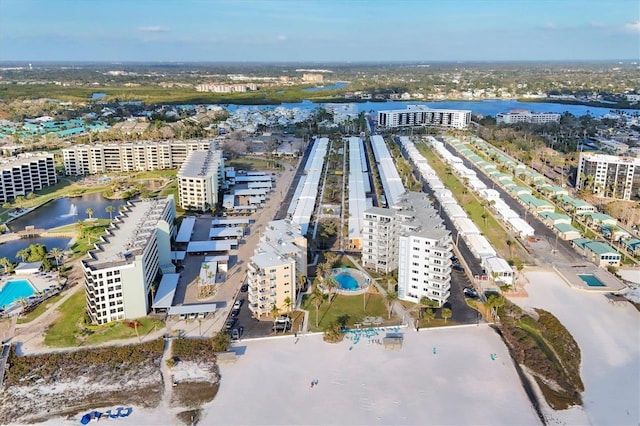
[334,273,358,290]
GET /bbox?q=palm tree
[385,290,397,319]
[49,248,63,267]
[506,239,514,258]
[323,252,337,268]
[270,303,280,321]
[105,205,115,221]
[0,257,11,274]
[441,307,452,323]
[423,308,435,324]
[316,262,330,280]
[283,296,293,314]
[419,296,438,318]
[312,285,324,328]
[324,276,338,302]
[16,249,30,262]
[85,208,94,220]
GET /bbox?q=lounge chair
[119,407,133,417]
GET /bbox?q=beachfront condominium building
[247,220,307,318]
[0,153,57,203]
[362,192,452,307]
[377,107,471,129]
[576,152,640,200]
[81,195,176,325]
[361,207,399,274]
[496,109,561,125]
[177,149,225,211]
[62,140,214,175]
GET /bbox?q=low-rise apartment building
[0,153,57,203]
[247,220,307,318]
[62,140,214,175]
[496,109,561,124]
[81,195,176,325]
[177,149,225,211]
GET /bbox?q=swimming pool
[334,273,359,291]
[578,274,606,287]
[0,279,36,308]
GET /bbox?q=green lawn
[301,292,393,332]
[225,158,273,171]
[17,294,64,324]
[44,288,165,347]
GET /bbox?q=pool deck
[554,265,627,292]
[0,272,64,316]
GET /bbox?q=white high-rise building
[81,196,176,325]
[247,220,307,318]
[377,107,471,129]
[362,192,452,307]
[496,109,561,124]
[0,153,57,203]
[177,149,225,211]
[576,152,640,200]
[62,140,214,175]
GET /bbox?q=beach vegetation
[301,292,392,332]
[491,296,583,409]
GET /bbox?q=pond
[8,193,128,232]
[302,82,349,92]
[0,237,71,263]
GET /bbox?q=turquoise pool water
[334,273,358,290]
[578,274,606,287]
[0,279,36,308]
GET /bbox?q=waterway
[302,82,349,92]
[8,193,127,233]
[0,237,71,263]
[222,99,636,117]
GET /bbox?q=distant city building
[81,196,176,325]
[496,109,561,124]
[362,192,452,307]
[247,220,307,318]
[377,107,471,129]
[0,153,56,203]
[177,149,225,211]
[302,73,324,83]
[62,140,213,175]
[195,82,258,93]
[576,152,640,200]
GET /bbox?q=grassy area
[301,292,392,332]
[417,143,513,255]
[17,294,64,324]
[70,220,111,256]
[132,170,177,179]
[44,288,164,347]
[225,157,273,171]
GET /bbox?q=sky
[0,0,639,62]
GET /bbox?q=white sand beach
[19,325,540,426]
[513,270,640,426]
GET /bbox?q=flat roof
[211,218,250,226]
[187,240,233,253]
[171,251,186,261]
[168,304,218,315]
[152,273,179,309]
[176,216,196,243]
[209,227,244,239]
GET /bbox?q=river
[222,99,636,117]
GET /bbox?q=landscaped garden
[44,289,164,347]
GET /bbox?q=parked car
[224,318,236,330]
[240,284,249,292]
[233,300,242,310]
[230,308,240,318]
[453,263,464,271]
[231,328,240,340]
[463,287,479,299]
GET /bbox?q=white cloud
[277,34,287,41]
[624,21,640,33]
[138,26,169,33]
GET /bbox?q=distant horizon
[1,0,638,62]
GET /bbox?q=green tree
[312,285,325,328]
[385,290,397,319]
[423,308,435,323]
[324,276,338,302]
[419,296,439,318]
[441,307,452,323]
[212,331,231,352]
[317,262,330,280]
[283,296,293,314]
[16,249,29,262]
[270,303,280,321]
[0,257,12,274]
[506,239,514,258]
[85,208,94,220]
[49,247,63,267]
[105,205,115,221]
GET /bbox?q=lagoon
[223,99,635,117]
[8,193,127,233]
[302,82,349,92]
